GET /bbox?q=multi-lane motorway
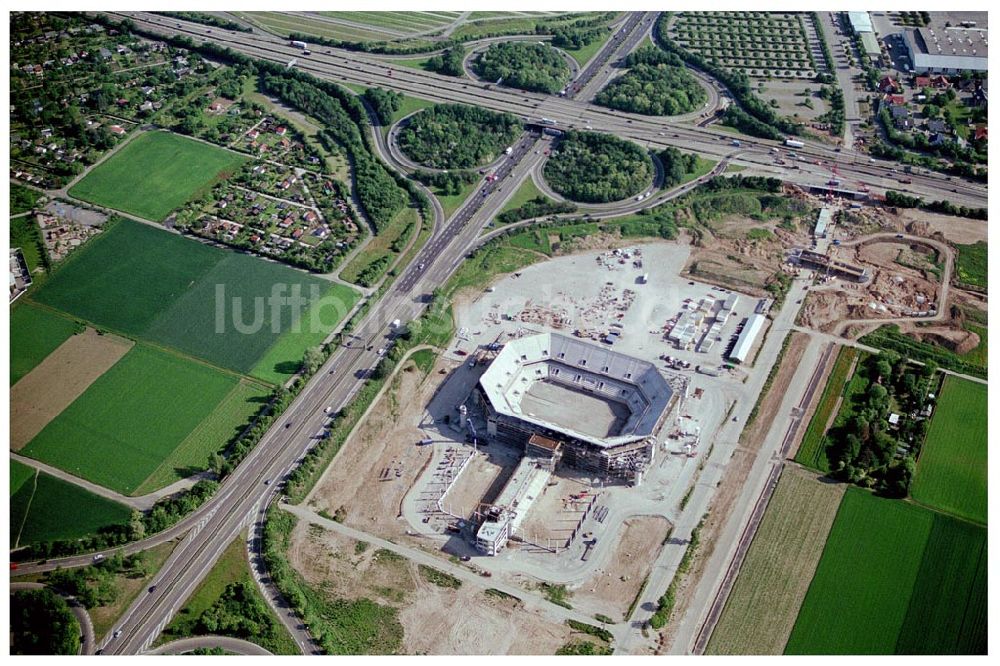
[109,11,986,209]
[21,11,987,655]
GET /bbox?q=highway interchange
[14,10,988,655]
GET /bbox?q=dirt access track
[306,354,449,540]
[10,328,133,450]
[287,519,579,654]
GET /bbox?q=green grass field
[785,487,934,654]
[21,345,237,495]
[10,215,47,273]
[10,461,131,549]
[497,177,550,217]
[786,488,933,654]
[954,241,987,289]
[910,376,987,524]
[133,381,270,495]
[895,513,987,654]
[794,347,858,472]
[707,467,845,655]
[69,132,247,221]
[10,303,80,386]
[31,218,356,382]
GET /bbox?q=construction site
[302,242,765,620]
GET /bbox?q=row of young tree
[473,42,571,94]
[543,131,653,203]
[397,104,522,169]
[654,14,801,137]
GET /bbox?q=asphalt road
[22,11,984,656]
[11,582,96,655]
[108,11,987,209]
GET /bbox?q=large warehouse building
[903,26,988,73]
[477,333,674,483]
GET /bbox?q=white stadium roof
[479,333,672,448]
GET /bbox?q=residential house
[888,104,912,130]
[926,118,948,134]
[879,75,900,93]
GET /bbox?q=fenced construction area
[13,217,358,495]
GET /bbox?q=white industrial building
[903,26,988,73]
[847,11,874,34]
[729,313,767,364]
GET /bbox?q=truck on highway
[540,117,557,126]
[291,40,308,49]
[784,138,805,149]
[731,139,742,147]
[505,146,513,156]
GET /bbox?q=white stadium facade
[476,332,675,484]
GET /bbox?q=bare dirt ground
[898,208,987,245]
[308,356,450,539]
[10,328,133,449]
[572,515,671,622]
[288,519,577,655]
[797,240,942,332]
[684,208,813,297]
[517,473,594,550]
[755,79,828,125]
[441,447,519,519]
[739,332,810,453]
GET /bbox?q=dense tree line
[496,196,577,225]
[543,131,653,203]
[155,12,252,32]
[258,74,405,230]
[824,352,934,496]
[474,42,571,94]
[397,104,522,169]
[720,105,785,140]
[196,581,279,641]
[425,45,465,77]
[654,14,801,137]
[412,169,479,194]
[885,190,987,220]
[362,87,402,126]
[659,147,703,187]
[551,27,605,50]
[45,552,134,606]
[11,589,80,655]
[596,61,707,116]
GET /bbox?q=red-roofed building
[929,75,951,89]
[275,126,287,136]
[974,125,987,141]
[883,93,905,106]
[915,76,932,88]
[109,125,125,135]
[879,76,900,93]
